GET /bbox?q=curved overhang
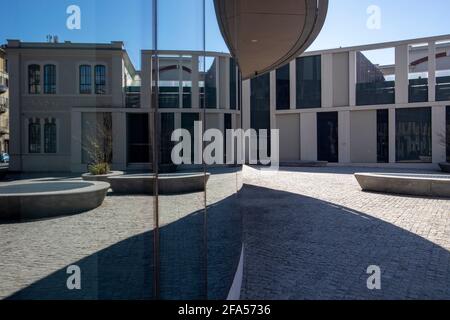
[214,0,329,80]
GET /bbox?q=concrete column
[270,71,277,130]
[223,57,231,110]
[321,53,333,108]
[111,54,124,107]
[192,55,200,109]
[290,59,297,110]
[349,51,357,107]
[389,108,396,163]
[7,51,22,171]
[338,111,351,163]
[428,42,436,103]
[216,58,220,109]
[300,113,317,161]
[70,111,83,172]
[432,106,446,164]
[112,112,127,170]
[174,112,181,130]
[395,45,409,104]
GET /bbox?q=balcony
[0,97,8,113]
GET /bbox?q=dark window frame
[44,64,56,94]
[94,65,106,95]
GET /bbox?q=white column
[395,45,409,104]
[322,53,333,108]
[242,80,251,131]
[224,57,231,110]
[428,42,436,103]
[112,111,127,170]
[349,51,357,107]
[141,53,152,109]
[290,59,297,110]
[192,55,200,109]
[70,110,83,172]
[389,108,396,163]
[432,106,446,164]
[111,54,124,107]
[270,71,277,130]
[300,113,317,161]
[338,111,351,163]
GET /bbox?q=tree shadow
[240,184,450,300]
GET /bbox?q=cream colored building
[0,47,9,153]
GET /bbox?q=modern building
[5,41,242,172]
[0,47,9,153]
[241,34,450,167]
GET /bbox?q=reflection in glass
[446,106,450,162]
[396,107,432,163]
[317,112,338,163]
[296,55,321,109]
[377,109,389,163]
[356,49,395,106]
[276,64,290,110]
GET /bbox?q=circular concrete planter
[355,173,450,198]
[81,171,124,183]
[109,172,210,195]
[439,163,450,173]
[0,181,110,221]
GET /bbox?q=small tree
[82,113,113,175]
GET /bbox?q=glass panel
[204,57,217,109]
[251,73,271,158]
[409,44,429,103]
[377,109,389,163]
[94,65,106,94]
[127,113,150,163]
[28,119,41,153]
[276,64,290,110]
[436,41,450,101]
[296,55,321,109]
[396,107,432,163]
[317,112,339,163]
[79,65,92,94]
[356,48,395,106]
[44,65,56,94]
[28,64,40,94]
[44,120,57,154]
[159,56,181,108]
[446,106,450,162]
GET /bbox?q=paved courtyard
[0,166,449,299]
[241,166,450,300]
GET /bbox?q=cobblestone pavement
[241,166,450,300]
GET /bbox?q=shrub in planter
[88,162,111,176]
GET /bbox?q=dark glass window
[396,107,432,163]
[251,73,271,158]
[317,112,338,163]
[183,86,191,109]
[436,75,450,101]
[230,58,237,110]
[79,65,92,94]
[95,65,106,94]
[44,64,56,94]
[296,55,321,109]
[160,113,175,165]
[28,64,41,94]
[28,119,41,153]
[127,114,150,163]
[224,113,232,163]
[356,52,395,106]
[377,109,389,163]
[159,86,180,108]
[276,64,290,110]
[44,119,57,153]
[446,106,450,162]
[181,113,200,162]
[205,59,217,109]
[409,77,428,103]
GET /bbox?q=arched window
[95,65,106,94]
[28,119,41,153]
[79,65,92,94]
[44,64,56,94]
[28,64,41,94]
[44,118,57,153]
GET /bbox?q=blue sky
[1,0,449,69]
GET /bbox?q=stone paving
[240,166,450,300]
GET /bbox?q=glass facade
[377,109,389,163]
[396,107,432,163]
[356,50,395,106]
[296,55,321,109]
[317,112,338,163]
[276,64,290,110]
[127,113,150,163]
